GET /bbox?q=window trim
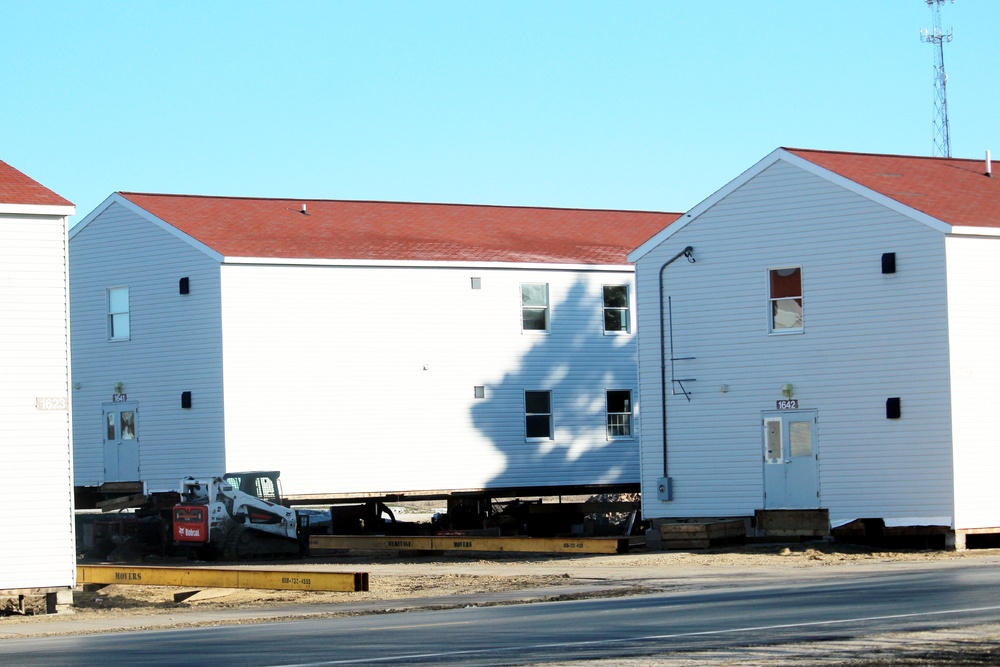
[107,286,131,341]
[606,389,634,439]
[767,266,803,334]
[524,390,553,440]
[520,282,550,333]
[602,284,631,335]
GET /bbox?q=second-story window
[603,285,630,333]
[521,283,549,331]
[769,267,802,332]
[107,286,130,340]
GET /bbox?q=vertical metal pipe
[658,246,694,478]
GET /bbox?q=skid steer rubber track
[221,525,302,560]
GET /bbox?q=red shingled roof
[0,160,72,207]
[786,148,1000,228]
[118,193,680,264]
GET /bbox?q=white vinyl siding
[70,202,225,491]
[635,159,955,526]
[946,235,1000,530]
[0,211,76,590]
[221,264,640,495]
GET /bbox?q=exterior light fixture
[781,384,794,398]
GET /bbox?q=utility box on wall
[657,476,673,501]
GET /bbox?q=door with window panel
[762,411,818,509]
[102,403,139,482]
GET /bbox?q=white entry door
[762,410,818,509]
[103,402,139,482]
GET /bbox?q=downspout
[657,245,695,500]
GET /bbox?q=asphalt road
[5,561,1000,666]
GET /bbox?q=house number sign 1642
[776,399,799,410]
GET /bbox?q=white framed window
[606,390,633,438]
[768,267,802,333]
[521,283,549,331]
[107,287,130,340]
[602,285,630,333]
[524,390,552,440]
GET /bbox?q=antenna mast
[920,0,954,157]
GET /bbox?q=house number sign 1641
[776,399,799,410]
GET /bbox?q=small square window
[471,277,482,290]
[768,267,802,332]
[524,390,552,439]
[473,385,485,399]
[521,283,549,331]
[603,285,630,333]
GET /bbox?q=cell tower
[920,0,954,157]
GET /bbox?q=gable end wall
[70,203,225,491]
[636,160,955,526]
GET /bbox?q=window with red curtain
[769,267,802,332]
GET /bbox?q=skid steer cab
[172,473,304,560]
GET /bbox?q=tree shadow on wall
[471,280,641,494]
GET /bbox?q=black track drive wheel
[221,524,256,561]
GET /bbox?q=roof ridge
[117,192,678,216]
[112,191,679,264]
[783,146,985,165]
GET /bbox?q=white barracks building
[0,159,76,607]
[69,193,677,504]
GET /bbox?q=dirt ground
[57,541,997,613]
[5,542,1000,664]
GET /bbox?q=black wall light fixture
[886,397,901,419]
[179,277,190,295]
[181,391,192,409]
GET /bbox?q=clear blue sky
[2,1,997,226]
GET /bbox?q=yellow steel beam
[310,535,636,554]
[76,565,368,592]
